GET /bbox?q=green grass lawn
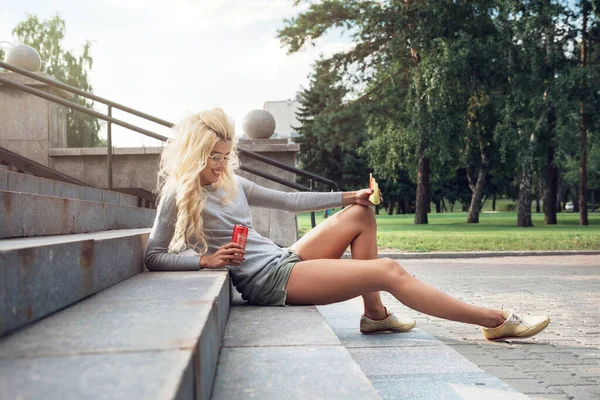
[297,210,600,252]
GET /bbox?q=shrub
[499,203,517,212]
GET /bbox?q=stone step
[0,229,150,336]
[0,190,156,239]
[211,292,381,399]
[0,169,140,207]
[0,270,230,400]
[317,300,530,400]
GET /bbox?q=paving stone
[482,366,536,379]
[348,346,482,376]
[312,312,362,330]
[560,384,600,400]
[0,350,194,400]
[370,372,528,400]
[456,354,507,366]
[330,327,442,348]
[448,344,489,355]
[529,394,572,400]
[223,305,340,347]
[569,365,600,377]
[379,256,600,398]
[510,360,571,373]
[212,346,380,400]
[501,379,565,394]
[542,372,597,386]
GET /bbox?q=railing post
[310,179,316,228]
[107,105,113,190]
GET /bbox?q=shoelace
[506,309,525,326]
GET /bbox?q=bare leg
[291,205,386,319]
[286,258,505,328]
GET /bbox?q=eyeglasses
[208,153,230,165]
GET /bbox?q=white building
[263,98,301,140]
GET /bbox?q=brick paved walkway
[381,255,600,400]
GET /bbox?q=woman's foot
[481,309,550,341]
[360,308,416,334]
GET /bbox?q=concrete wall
[49,139,301,246]
[0,72,70,165]
[237,139,300,247]
[263,100,301,139]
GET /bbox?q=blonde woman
[145,108,550,340]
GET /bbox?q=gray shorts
[251,250,302,307]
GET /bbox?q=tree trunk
[579,3,589,225]
[591,190,595,212]
[544,133,558,224]
[387,201,394,215]
[492,194,496,211]
[375,205,379,215]
[466,132,490,223]
[397,199,406,215]
[558,179,564,211]
[414,141,429,224]
[543,0,558,224]
[450,202,455,212]
[535,182,541,213]
[435,198,441,213]
[466,165,487,223]
[573,186,580,212]
[441,198,447,213]
[517,134,535,227]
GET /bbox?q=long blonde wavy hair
[157,108,239,254]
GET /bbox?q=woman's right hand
[200,242,245,269]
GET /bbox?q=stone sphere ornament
[4,44,42,72]
[242,109,276,139]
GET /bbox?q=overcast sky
[1,0,351,146]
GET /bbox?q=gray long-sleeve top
[145,175,344,302]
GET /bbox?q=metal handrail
[0,59,340,227]
[0,60,173,127]
[0,60,339,192]
[0,146,93,187]
[0,74,166,141]
[238,149,338,190]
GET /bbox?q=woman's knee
[343,204,376,228]
[380,258,408,283]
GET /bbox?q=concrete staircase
[1,168,532,400]
[212,292,381,399]
[0,169,230,399]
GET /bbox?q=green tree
[12,13,102,147]
[494,0,576,227]
[295,59,368,191]
[280,0,484,224]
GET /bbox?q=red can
[231,224,248,262]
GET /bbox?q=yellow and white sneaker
[360,308,416,334]
[482,309,550,341]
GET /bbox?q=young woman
[145,109,550,341]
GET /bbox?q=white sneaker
[482,309,550,341]
[360,308,416,334]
